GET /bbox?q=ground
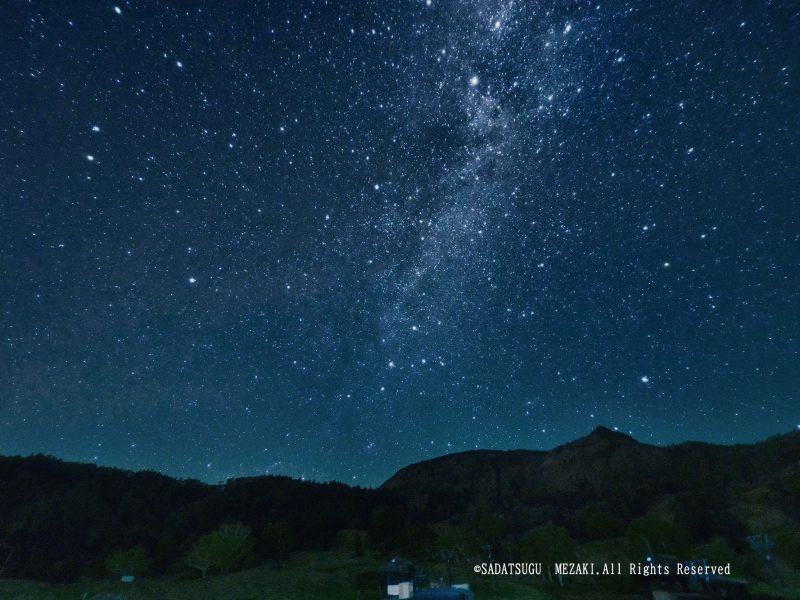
[0,550,797,600]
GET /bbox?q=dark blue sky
[1,1,798,486]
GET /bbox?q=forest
[1,427,798,594]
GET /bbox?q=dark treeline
[0,455,402,582]
[1,428,799,585]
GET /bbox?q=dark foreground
[0,550,798,600]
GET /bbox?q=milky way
[1,1,798,485]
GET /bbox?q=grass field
[0,551,551,600]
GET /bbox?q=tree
[105,546,149,577]
[368,504,407,552]
[674,489,747,550]
[520,524,576,585]
[578,507,626,540]
[522,523,576,561]
[257,521,295,560]
[433,523,483,563]
[184,522,252,579]
[471,499,507,549]
[625,517,689,559]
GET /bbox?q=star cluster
[1,1,798,485]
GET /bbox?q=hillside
[0,455,394,582]
[1,427,798,591]
[382,427,800,542]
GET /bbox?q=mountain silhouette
[381,427,800,538]
[1,427,798,582]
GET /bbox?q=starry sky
[1,1,798,486]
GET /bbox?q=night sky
[1,1,798,486]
